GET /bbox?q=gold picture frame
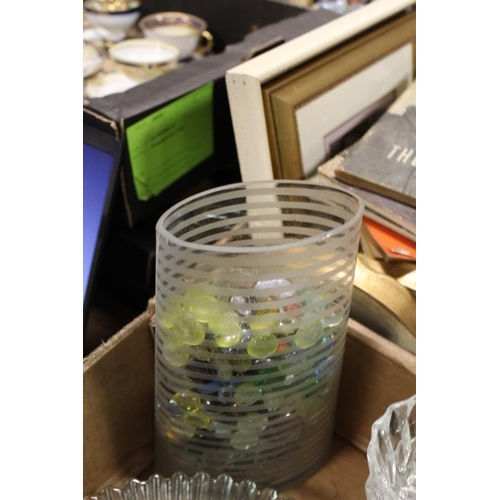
[226,0,416,182]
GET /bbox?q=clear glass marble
[365,395,417,500]
[155,180,363,490]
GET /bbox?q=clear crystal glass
[155,180,363,490]
[83,472,294,500]
[365,395,416,500]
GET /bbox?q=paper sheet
[126,82,214,200]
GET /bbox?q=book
[360,216,416,262]
[332,80,416,207]
[316,160,416,240]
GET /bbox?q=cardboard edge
[83,308,156,496]
[336,317,416,453]
[83,310,152,372]
[347,317,416,376]
[83,107,121,138]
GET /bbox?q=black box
[83,1,337,228]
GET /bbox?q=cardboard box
[83,301,416,499]
[84,3,338,228]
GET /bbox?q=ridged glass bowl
[365,395,416,500]
[83,472,294,500]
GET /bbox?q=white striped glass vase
[155,180,363,491]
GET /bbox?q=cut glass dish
[83,471,294,500]
[365,395,416,500]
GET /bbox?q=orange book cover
[363,216,416,261]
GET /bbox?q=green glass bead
[248,317,279,336]
[183,289,225,324]
[231,358,253,373]
[217,359,234,381]
[191,344,212,362]
[262,390,285,412]
[172,391,202,412]
[168,417,196,439]
[234,382,261,406]
[231,430,259,450]
[295,321,324,349]
[157,297,183,327]
[236,412,268,434]
[211,311,243,348]
[247,333,278,359]
[183,411,211,429]
[157,313,176,330]
[172,312,206,345]
[162,336,191,367]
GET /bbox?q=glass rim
[156,179,364,254]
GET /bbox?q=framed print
[226,0,416,182]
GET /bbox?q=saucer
[83,27,103,43]
[84,70,144,98]
[91,26,128,42]
[83,43,104,78]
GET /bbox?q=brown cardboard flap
[83,312,155,496]
[281,435,369,500]
[335,319,416,453]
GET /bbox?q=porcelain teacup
[108,38,181,80]
[139,11,213,60]
[84,0,141,42]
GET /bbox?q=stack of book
[317,80,416,268]
[313,80,416,353]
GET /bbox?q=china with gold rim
[85,0,140,13]
[108,38,180,80]
[83,0,141,41]
[83,43,104,78]
[139,11,213,60]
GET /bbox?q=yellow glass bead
[183,411,211,429]
[247,333,278,359]
[234,382,261,406]
[231,430,259,450]
[211,311,243,347]
[172,312,206,345]
[183,289,226,324]
[162,336,191,367]
[295,321,324,349]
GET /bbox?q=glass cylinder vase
[154,180,363,491]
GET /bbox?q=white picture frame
[225,0,416,182]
